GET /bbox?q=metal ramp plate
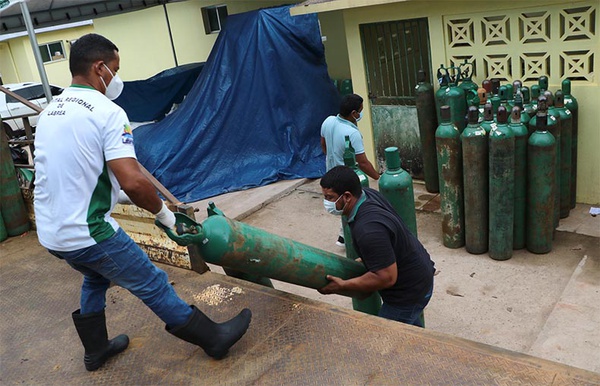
[1,234,599,385]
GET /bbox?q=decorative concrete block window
[201,4,228,34]
[39,41,66,63]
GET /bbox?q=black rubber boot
[166,305,252,359]
[72,309,129,371]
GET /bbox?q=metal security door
[360,18,432,178]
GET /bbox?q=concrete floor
[190,178,600,374]
[1,177,598,382]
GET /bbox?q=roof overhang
[0,0,185,36]
[290,0,411,16]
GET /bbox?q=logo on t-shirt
[122,124,134,144]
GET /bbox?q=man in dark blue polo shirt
[319,166,435,327]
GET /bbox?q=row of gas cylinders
[414,69,579,259]
[0,132,31,242]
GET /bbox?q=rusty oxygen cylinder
[544,91,561,229]
[510,106,528,250]
[561,79,578,209]
[436,105,464,248]
[554,91,573,219]
[461,106,488,254]
[526,97,555,254]
[480,103,496,134]
[415,69,440,193]
[488,106,514,260]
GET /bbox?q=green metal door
[360,18,432,178]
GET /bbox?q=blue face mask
[356,110,363,122]
[323,195,345,216]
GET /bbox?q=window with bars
[360,18,432,106]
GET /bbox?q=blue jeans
[378,284,433,328]
[49,228,192,326]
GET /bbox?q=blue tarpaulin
[114,62,204,122]
[132,5,340,203]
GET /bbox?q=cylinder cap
[384,147,401,170]
[467,106,479,124]
[543,90,554,106]
[531,85,541,98]
[511,106,521,123]
[482,79,492,92]
[483,103,493,121]
[521,86,531,103]
[512,80,522,94]
[561,79,572,94]
[499,85,508,101]
[440,105,451,122]
[497,106,508,124]
[491,78,500,94]
[555,90,564,107]
[477,88,486,104]
[538,75,549,90]
[537,96,548,114]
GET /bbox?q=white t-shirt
[34,85,136,251]
[320,115,365,171]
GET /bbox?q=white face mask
[100,63,124,100]
[356,110,363,122]
[323,195,345,216]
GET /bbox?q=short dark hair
[320,166,362,197]
[339,94,363,117]
[69,34,119,77]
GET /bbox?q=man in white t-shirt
[34,34,251,372]
[320,94,379,246]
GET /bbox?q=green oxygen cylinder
[415,69,440,193]
[343,135,369,187]
[498,85,510,110]
[160,212,370,294]
[379,146,418,237]
[435,65,467,131]
[342,213,382,315]
[0,133,30,236]
[544,91,561,229]
[0,209,8,242]
[436,105,464,248]
[527,99,555,254]
[530,85,541,112]
[488,106,514,260]
[461,106,488,254]
[491,96,501,122]
[520,86,536,119]
[562,79,579,209]
[554,91,573,219]
[480,103,496,134]
[538,75,549,93]
[510,106,528,250]
[342,135,381,313]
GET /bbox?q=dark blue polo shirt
[348,188,435,306]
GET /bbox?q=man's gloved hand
[117,190,134,205]
[155,202,176,229]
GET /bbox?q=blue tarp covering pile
[114,62,204,122]
[133,5,340,202]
